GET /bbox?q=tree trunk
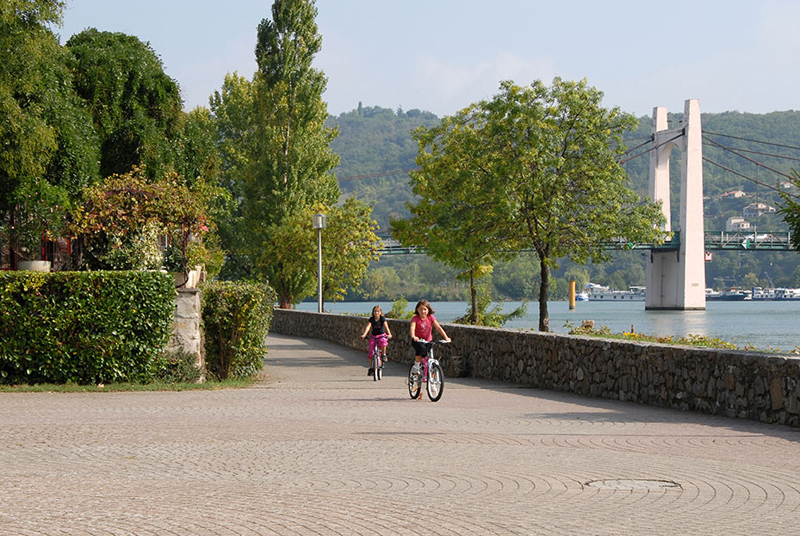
[469,270,478,324]
[538,256,550,332]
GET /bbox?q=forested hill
[327,104,439,230]
[327,106,800,234]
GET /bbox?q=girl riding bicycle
[410,299,450,374]
[360,305,392,376]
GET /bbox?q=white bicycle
[407,340,448,402]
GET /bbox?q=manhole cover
[585,479,681,491]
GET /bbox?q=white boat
[706,288,749,301]
[575,292,589,302]
[750,287,777,301]
[774,288,800,300]
[584,283,645,301]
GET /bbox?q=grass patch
[0,377,260,393]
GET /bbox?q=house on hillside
[720,190,747,199]
[743,202,776,219]
[725,217,752,232]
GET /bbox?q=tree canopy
[396,78,665,330]
[65,29,183,180]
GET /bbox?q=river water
[296,300,800,353]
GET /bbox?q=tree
[247,0,339,226]
[401,78,665,331]
[212,1,342,285]
[0,0,101,268]
[65,29,183,180]
[258,200,380,308]
[779,170,800,251]
[209,72,257,279]
[392,103,530,323]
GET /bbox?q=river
[296,300,800,353]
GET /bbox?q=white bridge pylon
[646,99,706,310]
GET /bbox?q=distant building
[725,217,752,232]
[743,202,776,218]
[720,190,747,199]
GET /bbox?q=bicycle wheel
[376,357,383,380]
[426,363,444,402]
[372,353,379,382]
[407,364,421,399]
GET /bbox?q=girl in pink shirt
[409,299,450,373]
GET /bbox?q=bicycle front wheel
[372,353,380,381]
[426,363,444,402]
[407,364,421,399]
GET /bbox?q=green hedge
[0,271,175,385]
[202,281,276,380]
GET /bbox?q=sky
[55,0,800,119]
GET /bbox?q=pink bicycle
[367,334,390,381]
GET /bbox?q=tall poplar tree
[247,0,339,229]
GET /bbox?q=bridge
[377,230,795,255]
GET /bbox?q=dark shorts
[412,340,430,356]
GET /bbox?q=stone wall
[271,308,800,427]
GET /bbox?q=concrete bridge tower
[645,99,706,310]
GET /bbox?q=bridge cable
[703,144,800,164]
[703,130,800,152]
[618,133,683,165]
[702,157,800,199]
[703,137,795,181]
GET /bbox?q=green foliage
[0,270,175,385]
[566,321,738,350]
[393,78,665,332]
[71,167,223,272]
[258,199,381,307]
[778,170,800,251]
[248,0,340,222]
[65,29,183,180]
[152,348,203,384]
[386,298,412,319]
[202,281,276,380]
[3,177,70,260]
[0,0,99,236]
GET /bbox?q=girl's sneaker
[368,367,374,376]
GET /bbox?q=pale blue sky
[56,0,800,118]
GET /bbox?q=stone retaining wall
[271,308,800,427]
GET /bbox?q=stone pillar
[646,99,706,310]
[168,288,205,381]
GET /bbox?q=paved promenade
[2,333,800,535]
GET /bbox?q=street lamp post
[312,213,327,313]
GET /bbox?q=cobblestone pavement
[2,333,800,535]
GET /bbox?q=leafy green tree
[177,107,221,187]
[779,170,800,252]
[214,1,343,287]
[258,200,380,308]
[209,72,257,279]
[392,108,519,323]
[65,29,183,179]
[400,78,665,331]
[247,0,339,226]
[0,0,99,257]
